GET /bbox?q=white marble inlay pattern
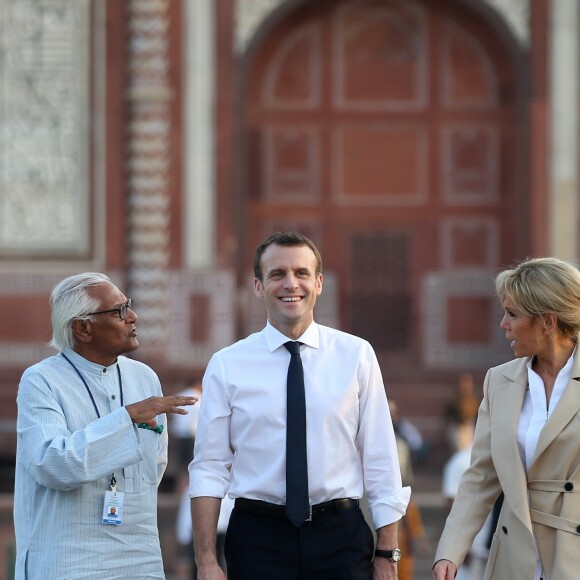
[0,0,90,255]
[168,270,236,367]
[422,270,510,368]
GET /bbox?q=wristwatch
[374,548,403,562]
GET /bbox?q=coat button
[565,482,574,491]
[502,526,508,534]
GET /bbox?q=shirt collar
[62,348,119,375]
[264,321,320,352]
[526,347,576,381]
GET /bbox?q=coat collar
[530,347,580,467]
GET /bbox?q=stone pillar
[125,0,173,358]
[549,0,579,259]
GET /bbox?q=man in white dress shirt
[190,232,410,580]
[14,273,197,579]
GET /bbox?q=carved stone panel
[335,124,427,205]
[0,0,90,256]
[262,22,321,109]
[441,20,498,108]
[333,0,427,110]
[441,217,500,269]
[262,126,320,200]
[442,124,500,205]
[349,231,412,351]
[423,271,510,368]
[168,270,236,367]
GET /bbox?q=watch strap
[374,548,402,561]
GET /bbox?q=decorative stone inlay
[235,0,529,54]
[0,0,90,255]
[168,270,236,367]
[126,0,173,355]
[423,270,510,368]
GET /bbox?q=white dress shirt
[189,321,411,529]
[517,351,574,580]
[14,349,167,579]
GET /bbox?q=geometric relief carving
[0,0,90,256]
[263,126,320,200]
[126,0,173,355]
[349,232,412,351]
[334,0,427,110]
[442,125,499,204]
[168,270,236,367]
[262,22,321,108]
[441,21,498,108]
[335,124,427,205]
[441,217,499,269]
[423,270,510,368]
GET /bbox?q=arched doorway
[240,0,526,376]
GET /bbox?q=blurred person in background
[173,378,203,579]
[389,400,431,580]
[14,273,197,579]
[441,427,491,580]
[389,398,430,465]
[434,257,580,580]
[443,373,479,453]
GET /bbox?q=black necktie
[284,341,309,526]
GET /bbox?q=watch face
[391,548,402,562]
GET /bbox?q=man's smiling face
[254,243,323,339]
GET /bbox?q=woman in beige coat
[433,257,580,580]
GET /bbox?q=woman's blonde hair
[495,257,580,340]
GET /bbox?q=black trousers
[225,504,374,580]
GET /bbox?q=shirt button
[502,526,508,534]
[576,525,580,534]
[565,482,574,491]
[112,395,116,400]
[103,368,107,373]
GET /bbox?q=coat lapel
[531,349,580,466]
[493,358,533,531]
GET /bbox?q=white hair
[49,273,112,351]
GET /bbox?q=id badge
[102,489,124,525]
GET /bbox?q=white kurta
[14,349,168,579]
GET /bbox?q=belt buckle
[305,506,313,522]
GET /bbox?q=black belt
[235,497,359,522]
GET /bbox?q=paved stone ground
[163,466,449,580]
[0,466,449,580]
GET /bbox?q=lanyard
[61,353,124,419]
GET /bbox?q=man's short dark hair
[254,231,323,281]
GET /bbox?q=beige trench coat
[434,350,580,580]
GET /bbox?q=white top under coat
[517,350,575,580]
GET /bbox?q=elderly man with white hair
[14,272,197,579]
